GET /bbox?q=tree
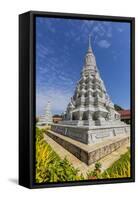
[114,104,124,111]
[53,114,62,118]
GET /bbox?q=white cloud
[118,28,124,32]
[36,43,54,60]
[74,21,113,48]
[98,40,111,48]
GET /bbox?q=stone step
[46,130,129,165]
[44,132,129,176]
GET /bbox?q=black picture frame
[19,10,135,189]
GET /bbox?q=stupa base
[46,129,130,165]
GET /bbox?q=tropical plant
[87,170,98,180]
[95,162,102,172]
[35,128,84,183]
[100,149,130,179]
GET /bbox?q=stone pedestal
[47,129,130,165]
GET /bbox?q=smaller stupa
[37,101,52,125]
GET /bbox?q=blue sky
[36,17,130,116]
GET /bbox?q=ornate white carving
[62,36,124,127]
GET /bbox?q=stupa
[37,101,52,125]
[62,35,121,127]
[48,36,130,165]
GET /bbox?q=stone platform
[47,129,129,165]
[51,124,130,144]
[44,132,129,176]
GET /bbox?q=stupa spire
[88,34,92,52]
[83,34,96,70]
[89,34,91,48]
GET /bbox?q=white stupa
[62,35,122,127]
[38,101,52,125]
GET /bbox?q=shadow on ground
[8,178,18,185]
